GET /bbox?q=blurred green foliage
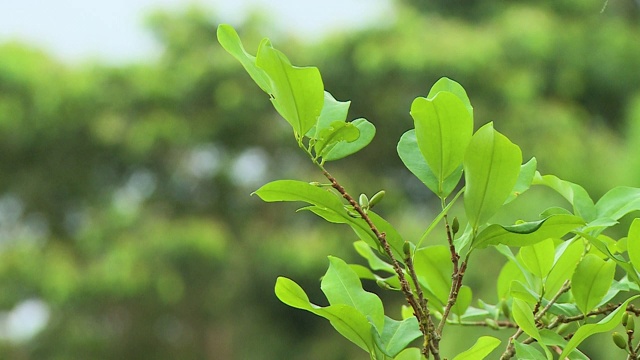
[0,1,638,359]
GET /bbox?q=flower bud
[484,318,499,330]
[626,316,635,333]
[451,217,460,236]
[359,193,369,210]
[622,312,629,326]
[369,190,385,208]
[612,332,627,349]
[403,241,411,257]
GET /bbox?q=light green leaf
[274,277,375,351]
[353,241,395,273]
[559,295,640,359]
[513,341,547,360]
[595,187,640,221]
[413,245,451,308]
[510,280,539,305]
[464,122,522,230]
[373,316,422,357]
[411,92,473,193]
[472,214,584,249]
[452,285,472,318]
[323,118,376,161]
[314,121,359,157]
[520,238,555,279]
[397,129,463,198]
[533,173,596,222]
[427,77,473,117]
[627,218,640,274]
[512,298,541,341]
[497,261,526,300]
[451,336,501,360]
[348,211,406,263]
[311,91,350,137]
[545,240,583,297]
[322,256,385,329]
[256,42,324,137]
[394,347,422,360]
[571,253,616,313]
[216,24,272,93]
[576,231,640,286]
[505,157,537,204]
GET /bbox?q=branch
[321,169,436,358]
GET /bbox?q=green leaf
[411,92,473,194]
[314,121,359,158]
[348,211,406,263]
[256,42,324,137]
[216,24,272,93]
[545,240,583,297]
[427,77,473,117]
[394,347,422,360]
[519,238,555,279]
[497,261,526,300]
[595,187,640,221]
[413,245,451,308]
[451,336,501,360]
[533,173,596,222]
[274,277,375,351]
[558,295,640,359]
[353,241,395,273]
[311,91,350,137]
[571,253,616,314]
[464,122,522,230]
[628,218,640,274]
[397,129,462,198]
[505,157,537,204]
[452,285,472,318]
[575,231,640,286]
[323,118,376,161]
[513,342,547,360]
[373,316,422,357]
[510,280,539,305]
[472,214,585,249]
[512,298,542,341]
[321,256,385,329]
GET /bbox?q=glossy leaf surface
[411,91,472,195]
[472,214,584,249]
[571,253,616,313]
[413,245,451,308]
[464,123,522,230]
[323,118,375,161]
[595,186,640,221]
[558,295,640,359]
[451,336,500,360]
[373,316,421,357]
[629,219,640,274]
[256,42,324,137]
[519,238,555,279]
[533,173,596,222]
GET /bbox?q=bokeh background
[0,0,639,359]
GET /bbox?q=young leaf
[411,92,473,195]
[545,240,583,297]
[575,231,640,286]
[397,129,462,198]
[519,238,555,279]
[558,295,640,359]
[513,342,547,360]
[321,256,385,329]
[511,298,542,341]
[497,261,526,300]
[256,42,324,138]
[322,118,376,161]
[628,219,640,274]
[571,253,616,314]
[472,214,584,249]
[372,316,422,357]
[216,24,272,93]
[464,122,522,230]
[427,77,473,117]
[595,186,640,221]
[394,348,422,360]
[505,157,537,204]
[532,173,596,222]
[452,285,473,318]
[311,91,351,137]
[413,245,451,308]
[353,241,395,273]
[451,336,501,360]
[274,277,375,352]
[314,121,359,158]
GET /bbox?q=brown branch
[321,169,436,359]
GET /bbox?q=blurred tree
[0,1,638,359]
